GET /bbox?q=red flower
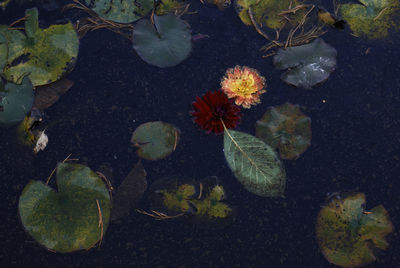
[191,90,241,134]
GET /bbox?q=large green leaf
[132,14,192,68]
[273,38,337,89]
[340,0,400,39]
[131,121,180,160]
[0,8,79,86]
[256,103,311,160]
[18,163,111,253]
[223,129,286,197]
[85,0,154,23]
[316,193,394,267]
[0,76,33,128]
[0,31,7,70]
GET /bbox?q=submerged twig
[96,199,104,247]
[136,209,185,220]
[46,154,78,185]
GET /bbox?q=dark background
[1,0,399,267]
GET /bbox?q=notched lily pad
[18,163,111,253]
[256,103,311,160]
[0,76,34,128]
[235,0,306,29]
[132,14,192,68]
[85,0,153,23]
[316,193,394,267]
[131,121,180,160]
[0,8,79,86]
[273,38,337,89]
[340,0,400,39]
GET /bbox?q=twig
[135,209,185,220]
[46,154,76,185]
[248,7,280,46]
[96,199,104,247]
[8,14,30,27]
[374,7,389,21]
[96,171,113,202]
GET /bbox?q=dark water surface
[1,0,400,267]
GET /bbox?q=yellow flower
[221,65,266,108]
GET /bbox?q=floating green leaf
[0,8,79,86]
[85,0,153,23]
[223,129,286,197]
[273,38,337,89]
[131,121,180,160]
[235,0,306,29]
[18,163,111,253]
[111,160,147,221]
[256,103,311,160]
[340,0,400,39]
[0,76,33,128]
[0,0,12,10]
[132,14,192,68]
[0,32,7,70]
[316,193,394,268]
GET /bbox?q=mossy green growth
[18,163,111,253]
[316,193,393,267]
[85,0,154,23]
[235,0,306,29]
[191,185,232,219]
[0,8,79,86]
[340,0,400,39]
[162,184,196,212]
[155,0,186,15]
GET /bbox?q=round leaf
[224,129,286,197]
[131,121,180,160]
[18,163,111,253]
[0,8,79,86]
[0,31,7,70]
[340,0,400,39]
[273,38,337,89]
[0,76,34,128]
[85,0,153,23]
[256,103,311,160]
[132,15,192,68]
[316,193,394,267]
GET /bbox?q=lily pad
[0,8,79,86]
[316,193,394,267]
[255,103,311,160]
[33,78,74,110]
[340,0,400,39]
[111,160,147,221]
[0,32,7,70]
[84,0,153,23]
[224,129,286,197]
[0,76,34,128]
[273,38,337,89]
[18,163,111,253]
[132,14,192,68]
[235,0,306,29]
[130,121,180,160]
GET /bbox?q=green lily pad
[0,0,12,10]
[273,38,337,89]
[131,121,180,160]
[18,163,111,253]
[224,129,286,197]
[235,0,306,29]
[340,0,400,39]
[0,8,79,86]
[132,14,192,68]
[84,0,153,23]
[316,193,394,267]
[256,103,311,160]
[0,76,34,128]
[0,32,7,70]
